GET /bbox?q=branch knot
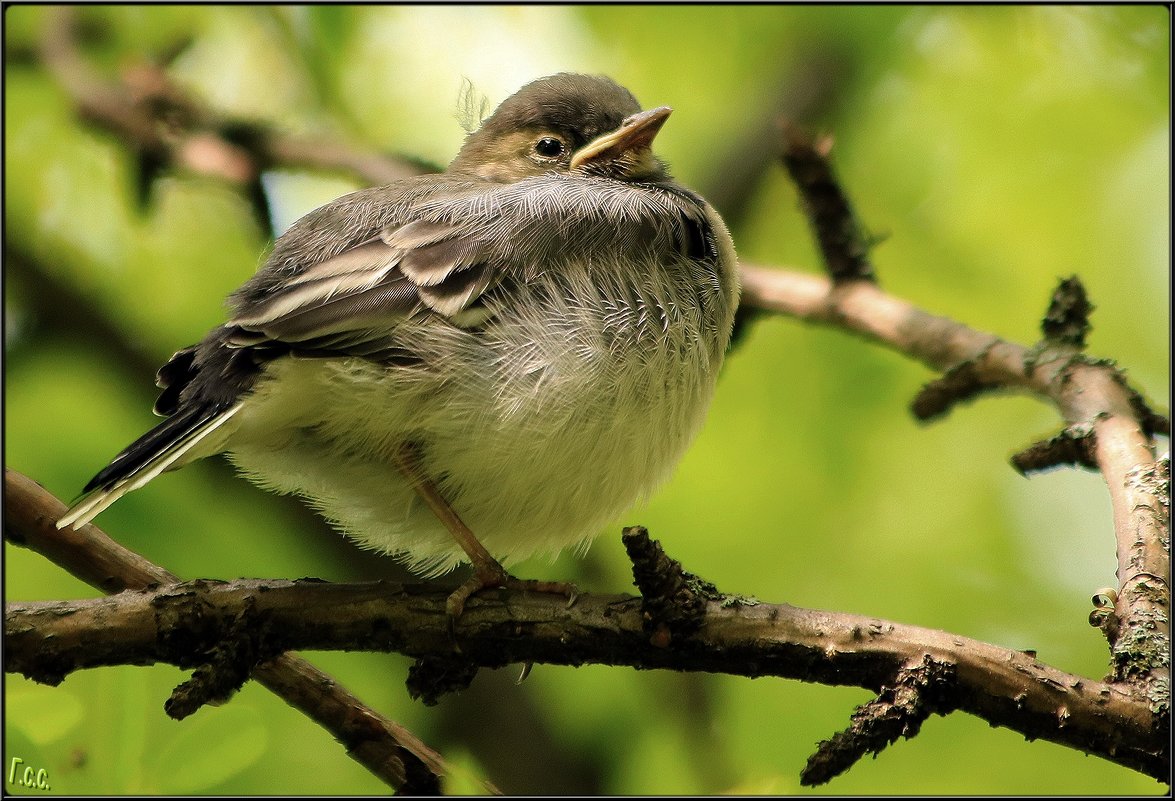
[622,526,721,644]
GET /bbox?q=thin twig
[779,123,877,283]
[802,655,954,785]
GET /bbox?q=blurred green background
[4,5,1169,795]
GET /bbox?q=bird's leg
[393,442,577,618]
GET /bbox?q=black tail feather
[82,404,227,493]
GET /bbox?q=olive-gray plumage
[59,73,740,579]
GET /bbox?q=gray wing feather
[230,218,499,355]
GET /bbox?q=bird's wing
[224,223,496,356]
[224,178,505,357]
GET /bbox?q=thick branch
[2,468,450,795]
[4,574,1165,780]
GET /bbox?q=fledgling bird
[58,73,740,614]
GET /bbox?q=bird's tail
[56,402,244,530]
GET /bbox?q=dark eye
[534,137,565,158]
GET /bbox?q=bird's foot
[446,562,579,619]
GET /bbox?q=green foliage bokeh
[4,5,1168,795]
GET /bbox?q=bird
[57,73,740,615]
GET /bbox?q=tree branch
[5,563,1166,781]
[779,123,877,283]
[801,655,953,785]
[738,265,1170,691]
[2,468,459,795]
[742,123,1169,779]
[37,6,429,232]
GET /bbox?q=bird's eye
[533,137,565,158]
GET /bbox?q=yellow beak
[570,106,673,171]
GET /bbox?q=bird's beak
[570,106,672,171]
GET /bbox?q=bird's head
[448,73,671,184]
